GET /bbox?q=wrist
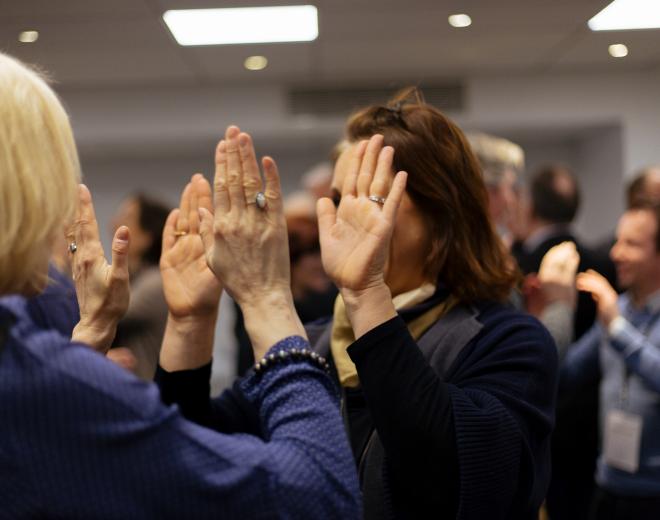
[72,320,118,353]
[159,313,218,371]
[240,291,307,361]
[341,284,397,340]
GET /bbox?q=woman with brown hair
[161,89,558,519]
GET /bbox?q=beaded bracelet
[253,346,330,375]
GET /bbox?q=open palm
[160,174,222,319]
[318,136,407,292]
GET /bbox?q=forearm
[347,317,458,489]
[156,362,261,434]
[540,301,574,361]
[609,317,660,392]
[159,312,217,371]
[238,335,361,518]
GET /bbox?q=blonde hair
[0,53,80,294]
[466,132,525,186]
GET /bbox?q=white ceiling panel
[0,0,657,88]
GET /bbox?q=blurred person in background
[592,165,660,282]
[468,132,526,249]
[560,202,660,520]
[0,52,360,517]
[302,161,334,200]
[110,193,170,379]
[514,165,612,520]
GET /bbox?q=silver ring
[68,242,77,254]
[368,195,386,205]
[255,192,267,210]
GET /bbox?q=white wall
[66,68,660,247]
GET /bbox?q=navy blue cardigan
[159,301,558,519]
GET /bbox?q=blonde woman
[0,52,359,518]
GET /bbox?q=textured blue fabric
[0,296,361,519]
[26,264,79,336]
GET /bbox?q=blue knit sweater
[0,296,361,519]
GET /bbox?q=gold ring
[174,231,188,237]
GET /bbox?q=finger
[107,347,137,372]
[370,146,394,198]
[214,140,230,213]
[317,198,337,244]
[239,133,263,205]
[262,156,283,212]
[341,140,368,197]
[74,184,101,247]
[585,269,607,283]
[162,209,180,256]
[198,207,215,261]
[177,183,192,232]
[576,274,600,294]
[382,171,408,224]
[357,135,384,197]
[195,174,214,214]
[225,125,245,212]
[110,226,130,281]
[189,174,201,234]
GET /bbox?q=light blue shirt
[561,290,660,496]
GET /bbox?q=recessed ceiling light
[608,43,629,58]
[448,14,472,28]
[163,6,318,46]
[244,55,268,71]
[589,0,660,31]
[18,30,39,43]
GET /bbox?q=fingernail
[116,226,129,242]
[239,134,249,147]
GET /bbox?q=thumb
[110,226,130,279]
[316,198,337,243]
[198,207,214,254]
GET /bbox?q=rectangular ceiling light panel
[163,5,319,46]
[589,0,660,31]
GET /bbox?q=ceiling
[1,0,659,90]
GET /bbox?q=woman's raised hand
[160,174,222,320]
[159,174,224,371]
[317,135,408,295]
[199,126,304,359]
[70,185,130,352]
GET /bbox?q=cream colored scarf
[330,283,455,388]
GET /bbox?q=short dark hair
[530,165,580,224]
[134,194,170,266]
[627,167,660,208]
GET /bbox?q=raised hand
[69,184,130,352]
[160,174,222,320]
[538,241,580,308]
[199,126,305,360]
[317,135,408,294]
[577,269,620,327]
[199,126,290,305]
